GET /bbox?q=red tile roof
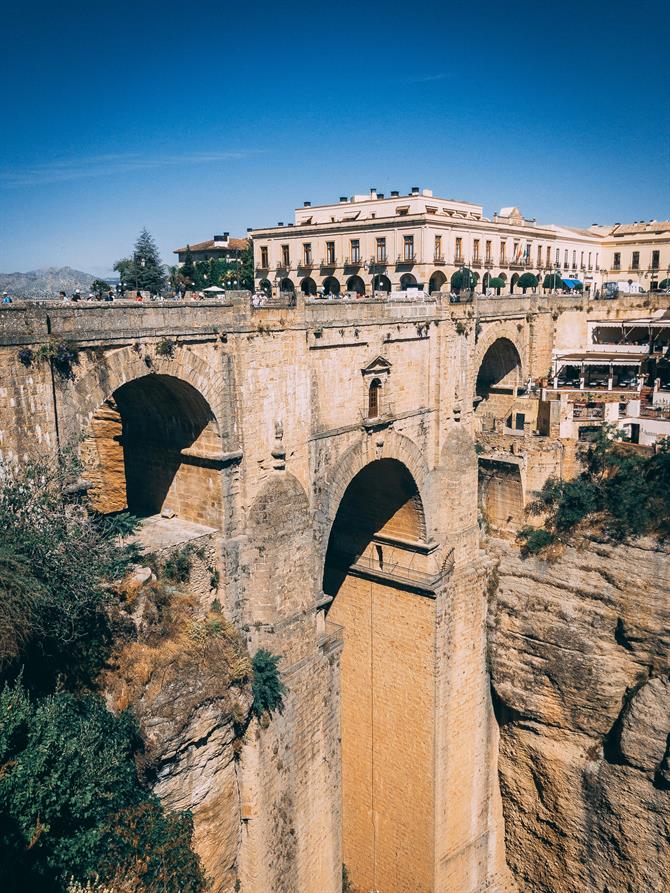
[174,237,249,254]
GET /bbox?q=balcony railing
[370,256,388,266]
[298,259,315,269]
[397,254,417,263]
[320,257,338,267]
[453,255,465,265]
[498,257,507,266]
[343,256,362,266]
[433,254,445,264]
[471,258,482,268]
[276,261,290,271]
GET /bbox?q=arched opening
[368,377,382,418]
[400,272,417,290]
[475,337,522,412]
[322,459,434,892]
[372,273,391,293]
[429,270,447,293]
[322,276,340,296]
[279,277,294,294]
[346,274,365,296]
[300,276,317,295]
[510,272,519,293]
[259,278,272,295]
[482,272,490,291]
[82,374,222,528]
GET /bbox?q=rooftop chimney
[370,187,377,199]
[213,233,229,245]
[391,190,399,197]
[246,227,253,232]
[411,186,420,195]
[339,196,348,203]
[303,201,311,207]
[277,222,284,226]
[378,193,385,199]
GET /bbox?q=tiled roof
[612,221,670,235]
[174,237,249,254]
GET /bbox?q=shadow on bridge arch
[82,373,223,527]
[322,457,435,893]
[475,337,523,410]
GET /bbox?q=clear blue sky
[1,0,669,276]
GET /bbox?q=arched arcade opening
[323,458,435,893]
[475,338,522,407]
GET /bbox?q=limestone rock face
[487,537,670,893]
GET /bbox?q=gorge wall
[487,535,670,893]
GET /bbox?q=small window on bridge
[368,378,382,418]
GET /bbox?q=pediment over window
[361,356,392,377]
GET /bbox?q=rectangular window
[613,252,621,270]
[500,242,507,263]
[260,246,268,268]
[404,235,414,260]
[652,250,660,269]
[513,241,519,261]
[350,239,360,262]
[564,249,568,267]
[485,240,492,261]
[632,251,640,270]
[572,250,576,267]
[435,235,442,258]
[596,252,600,270]
[303,243,312,265]
[588,251,592,268]
[555,248,560,265]
[525,242,531,261]
[455,237,463,260]
[376,238,386,262]
[473,239,480,260]
[580,251,584,268]
[537,245,543,265]
[281,245,290,267]
[326,241,335,264]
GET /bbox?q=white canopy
[201,285,226,293]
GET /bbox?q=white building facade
[250,188,617,298]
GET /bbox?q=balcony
[471,258,482,268]
[397,254,417,264]
[276,261,291,272]
[484,256,494,267]
[453,255,465,265]
[343,256,362,267]
[298,258,315,269]
[320,257,338,267]
[433,254,445,264]
[370,256,388,267]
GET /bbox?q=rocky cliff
[487,536,670,893]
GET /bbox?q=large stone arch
[317,429,431,560]
[62,343,234,446]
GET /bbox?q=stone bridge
[0,291,660,893]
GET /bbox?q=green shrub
[155,338,175,358]
[36,338,80,380]
[251,649,285,718]
[0,454,141,688]
[518,526,555,556]
[162,545,193,583]
[518,272,538,291]
[0,680,206,893]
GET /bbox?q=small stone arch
[279,277,295,294]
[323,276,340,296]
[510,272,520,293]
[373,274,391,293]
[400,272,417,290]
[429,270,447,293]
[346,275,365,295]
[259,278,272,295]
[474,336,523,407]
[482,272,490,291]
[301,276,317,295]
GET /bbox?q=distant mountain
[0,266,100,299]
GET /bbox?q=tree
[0,452,140,689]
[239,242,254,290]
[488,276,505,293]
[90,279,110,297]
[518,272,538,293]
[659,278,670,289]
[114,230,166,296]
[180,246,196,286]
[543,272,563,290]
[450,268,476,292]
[0,680,206,893]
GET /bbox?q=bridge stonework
[0,292,658,893]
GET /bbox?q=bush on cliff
[0,453,140,690]
[518,428,670,555]
[251,649,285,718]
[0,679,206,893]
